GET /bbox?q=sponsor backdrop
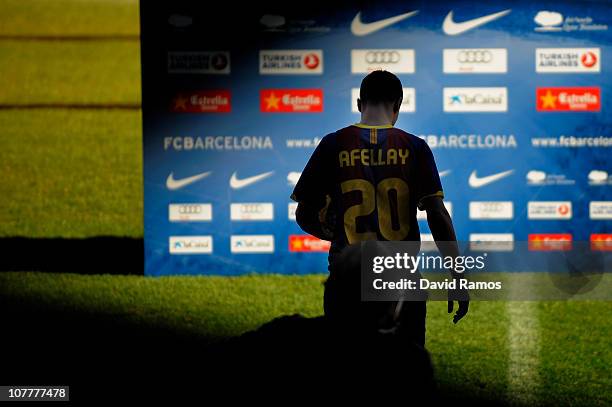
[141,0,611,276]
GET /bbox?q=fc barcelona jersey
[291,124,444,253]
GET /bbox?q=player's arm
[416,140,468,323]
[295,199,331,241]
[421,196,469,323]
[421,196,469,324]
[291,135,334,241]
[421,196,459,260]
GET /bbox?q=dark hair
[359,70,403,107]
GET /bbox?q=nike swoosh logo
[469,170,514,188]
[166,171,212,190]
[439,170,451,178]
[443,9,511,36]
[351,10,419,36]
[230,171,274,189]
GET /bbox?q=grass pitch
[0,0,139,37]
[0,109,142,237]
[1,272,611,406]
[0,41,140,105]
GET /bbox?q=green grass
[0,0,139,37]
[1,271,611,406]
[0,109,143,237]
[0,0,143,237]
[0,272,325,340]
[537,302,612,406]
[0,41,140,104]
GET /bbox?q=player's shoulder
[316,131,339,150]
[389,127,430,149]
[333,125,361,138]
[318,125,359,147]
[390,127,421,141]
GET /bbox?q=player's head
[357,70,403,125]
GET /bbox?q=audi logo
[481,203,504,210]
[366,51,400,64]
[457,50,492,63]
[178,204,203,214]
[239,204,264,213]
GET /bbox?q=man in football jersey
[291,70,468,347]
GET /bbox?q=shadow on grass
[0,295,508,405]
[0,237,143,274]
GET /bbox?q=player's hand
[318,195,336,241]
[448,282,469,324]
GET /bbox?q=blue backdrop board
[140,0,611,276]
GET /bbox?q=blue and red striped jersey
[291,124,444,252]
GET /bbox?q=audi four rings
[457,50,493,63]
[238,204,266,213]
[178,204,203,214]
[365,51,401,63]
[363,50,493,64]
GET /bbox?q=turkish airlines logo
[528,201,572,220]
[581,51,598,67]
[261,89,323,112]
[528,234,572,251]
[167,51,230,74]
[259,50,323,74]
[537,87,600,111]
[171,91,231,113]
[351,49,415,73]
[289,235,331,252]
[536,48,601,73]
[351,10,419,36]
[442,9,511,36]
[590,201,612,220]
[443,49,507,73]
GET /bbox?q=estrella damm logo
[260,89,323,112]
[536,87,600,111]
[591,234,612,251]
[171,90,231,113]
[528,234,572,251]
[289,235,331,252]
